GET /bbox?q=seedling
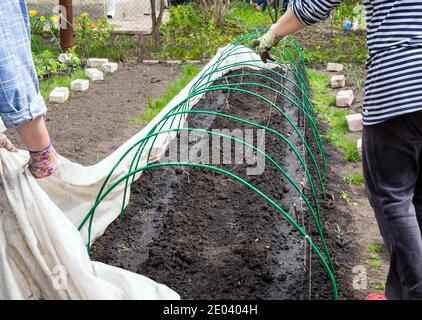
[341,191,352,204]
[369,260,382,268]
[367,244,383,254]
[344,172,364,185]
[375,283,385,291]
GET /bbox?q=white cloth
[0,45,273,299]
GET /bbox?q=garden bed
[90,68,339,299]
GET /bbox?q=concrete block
[71,79,90,91]
[143,60,160,64]
[101,62,119,73]
[331,75,346,88]
[87,58,109,68]
[327,62,344,72]
[49,87,69,104]
[85,68,104,81]
[58,53,70,64]
[346,113,363,132]
[336,90,355,107]
[357,138,362,157]
[167,60,182,64]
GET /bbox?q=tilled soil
[91,68,335,299]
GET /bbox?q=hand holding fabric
[0,133,17,152]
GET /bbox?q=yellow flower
[50,15,59,23]
[29,9,37,18]
[39,16,46,22]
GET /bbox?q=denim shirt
[0,0,47,129]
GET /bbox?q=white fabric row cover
[0,45,276,299]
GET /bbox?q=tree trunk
[59,0,74,51]
[151,0,165,46]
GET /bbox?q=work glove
[28,143,59,179]
[252,29,283,63]
[0,133,17,152]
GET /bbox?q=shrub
[73,12,113,63]
[33,49,67,79]
[153,4,238,60]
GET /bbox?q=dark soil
[91,68,344,299]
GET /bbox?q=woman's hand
[0,133,17,152]
[252,30,283,63]
[252,8,306,63]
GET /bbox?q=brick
[336,90,354,107]
[101,62,119,73]
[327,63,344,72]
[71,79,90,91]
[87,58,109,68]
[49,87,69,104]
[85,68,104,81]
[330,75,346,88]
[357,138,362,157]
[346,113,363,132]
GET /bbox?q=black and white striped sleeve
[290,0,342,25]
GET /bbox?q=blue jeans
[256,0,289,13]
[0,0,47,129]
[363,111,422,299]
[282,0,290,12]
[256,0,268,11]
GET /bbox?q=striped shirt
[291,0,422,125]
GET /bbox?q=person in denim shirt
[0,0,58,178]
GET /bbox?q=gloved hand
[28,143,59,179]
[0,133,17,152]
[252,29,283,63]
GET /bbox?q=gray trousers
[362,111,422,299]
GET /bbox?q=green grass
[367,244,383,268]
[367,244,383,254]
[133,64,201,124]
[86,35,139,63]
[369,260,382,268]
[40,69,88,101]
[301,32,367,65]
[346,62,366,92]
[308,69,361,162]
[341,191,352,204]
[344,172,364,185]
[375,283,385,291]
[225,1,272,31]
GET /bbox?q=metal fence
[26,0,169,34]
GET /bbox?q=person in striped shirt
[254,0,422,300]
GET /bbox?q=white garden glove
[252,29,283,63]
[0,133,17,152]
